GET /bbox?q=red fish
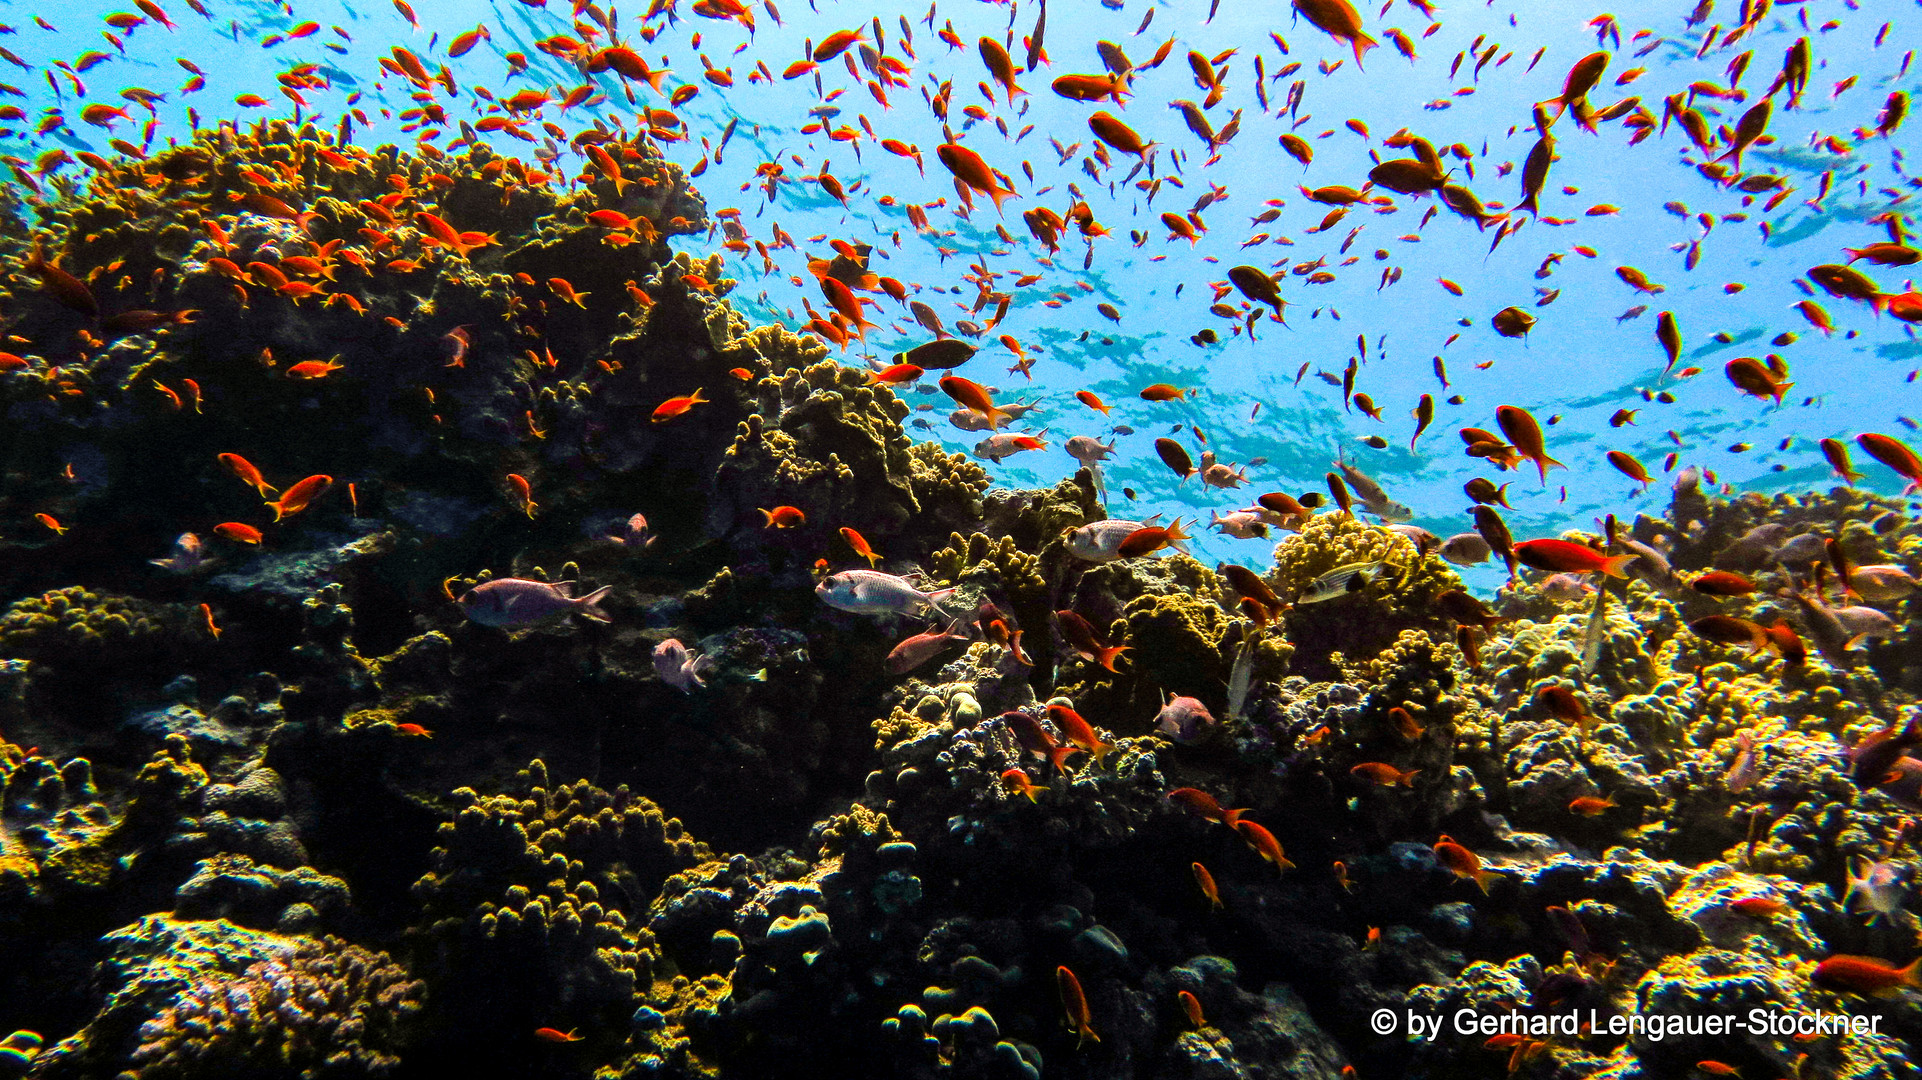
[266,475,332,521]
[1235,820,1296,871]
[1056,966,1099,1046]
[1191,861,1223,909]
[1053,610,1129,672]
[1167,787,1245,828]
[1810,955,1921,995]
[1003,710,1080,771]
[651,389,709,422]
[1433,836,1497,893]
[760,506,807,528]
[1513,539,1633,578]
[1047,704,1115,767]
[839,527,882,567]
[1856,433,1922,494]
[214,522,264,544]
[217,454,276,497]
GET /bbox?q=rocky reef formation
[2,123,1920,1080]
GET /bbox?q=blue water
[10,0,1915,571]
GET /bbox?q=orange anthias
[839,526,882,567]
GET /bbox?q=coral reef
[1,97,1919,1080]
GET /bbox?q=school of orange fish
[4,0,1922,1065]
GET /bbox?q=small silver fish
[1439,532,1491,565]
[1334,458,1413,522]
[1844,854,1907,925]
[149,532,216,574]
[1064,435,1117,464]
[1296,561,1388,604]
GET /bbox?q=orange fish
[533,1027,584,1044]
[1088,110,1156,157]
[506,473,537,519]
[1235,820,1296,871]
[35,512,66,535]
[760,506,807,528]
[939,375,1013,429]
[935,142,1016,215]
[1056,966,1100,1047]
[218,453,277,497]
[1139,383,1186,401]
[1191,861,1223,910]
[651,389,709,422]
[1178,989,1205,1028]
[1495,405,1563,485]
[1728,896,1788,917]
[1001,767,1045,801]
[1047,704,1115,768]
[284,358,344,379]
[1166,787,1246,828]
[1076,390,1111,414]
[1350,762,1421,787]
[1568,795,1617,816]
[1514,539,1633,577]
[1811,955,1921,995]
[395,722,433,737]
[548,277,590,308]
[266,474,333,521]
[1433,836,1497,893]
[840,526,882,567]
[1856,433,1922,494]
[1115,519,1192,558]
[214,521,264,544]
[867,363,923,386]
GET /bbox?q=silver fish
[1210,510,1269,539]
[1066,519,1147,562]
[1334,459,1413,522]
[1439,532,1492,566]
[1297,561,1388,604]
[1844,855,1907,925]
[149,532,216,574]
[815,570,954,617]
[459,579,612,627]
[1064,435,1116,465]
[653,638,710,692]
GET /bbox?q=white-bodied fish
[1296,561,1389,604]
[459,579,612,627]
[1334,457,1413,522]
[1210,510,1269,539]
[653,638,711,692]
[1066,519,1148,562]
[815,570,956,616]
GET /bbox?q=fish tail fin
[1222,808,1246,830]
[1399,768,1421,787]
[1600,553,1636,579]
[575,585,614,622]
[1278,855,1297,872]
[987,406,1015,429]
[1048,744,1080,771]
[759,508,775,526]
[1098,645,1129,672]
[1474,870,1496,895]
[1352,32,1378,69]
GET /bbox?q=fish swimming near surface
[458,579,613,627]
